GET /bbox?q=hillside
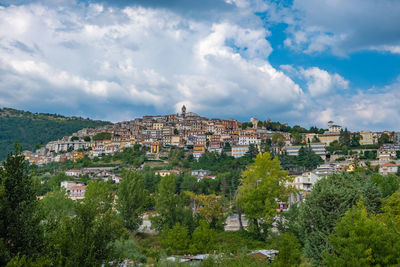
[0,107,111,160]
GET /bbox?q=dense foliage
[0,107,110,160]
[3,140,400,266]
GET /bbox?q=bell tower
[181,105,186,117]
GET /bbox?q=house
[318,132,340,146]
[377,150,396,161]
[379,163,398,176]
[69,185,87,200]
[360,131,374,145]
[289,172,320,192]
[61,180,85,191]
[171,136,181,146]
[238,135,260,146]
[287,172,321,203]
[193,145,206,160]
[231,145,249,158]
[191,169,210,177]
[328,121,342,133]
[112,175,122,183]
[155,169,181,177]
[249,250,279,262]
[65,170,81,177]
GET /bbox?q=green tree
[117,171,147,232]
[40,188,74,233]
[272,233,302,267]
[370,173,400,198]
[83,136,91,142]
[195,194,225,229]
[291,132,303,145]
[299,173,381,265]
[350,133,361,147]
[112,238,146,263]
[160,223,190,254]
[236,152,294,237]
[0,145,43,264]
[272,133,285,151]
[339,128,351,147]
[151,175,194,233]
[296,146,323,171]
[48,181,127,266]
[70,136,79,141]
[324,202,400,266]
[190,220,217,254]
[378,133,391,145]
[246,144,259,159]
[92,132,112,141]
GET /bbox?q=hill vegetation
[0,107,111,160]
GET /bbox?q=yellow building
[171,136,181,146]
[318,132,340,146]
[360,131,374,145]
[153,122,164,130]
[150,141,160,153]
[193,145,206,154]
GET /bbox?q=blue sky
[0,0,399,131]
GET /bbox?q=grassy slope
[0,107,111,160]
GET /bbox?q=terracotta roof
[382,163,397,167]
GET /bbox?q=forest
[0,107,110,160]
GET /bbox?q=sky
[0,0,400,131]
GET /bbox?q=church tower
[181,105,186,117]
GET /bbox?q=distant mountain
[0,107,111,160]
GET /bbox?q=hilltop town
[25,105,399,172]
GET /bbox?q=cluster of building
[24,107,400,166]
[56,167,121,200]
[23,107,400,202]
[22,106,275,164]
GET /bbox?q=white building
[65,170,81,177]
[231,145,249,158]
[285,143,326,158]
[328,121,342,133]
[69,185,87,200]
[287,172,321,203]
[238,136,260,146]
[191,169,210,177]
[379,163,398,176]
[61,180,85,190]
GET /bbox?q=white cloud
[269,0,400,55]
[0,2,304,122]
[300,67,349,97]
[308,79,400,131]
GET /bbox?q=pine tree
[0,144,43,264]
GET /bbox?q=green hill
[0,107,112,160]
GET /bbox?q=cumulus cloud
[308,78,400,131]
[268,0,400,55]
[300,67,349,97]
[280,65,349,97]
[0,1,304,122]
